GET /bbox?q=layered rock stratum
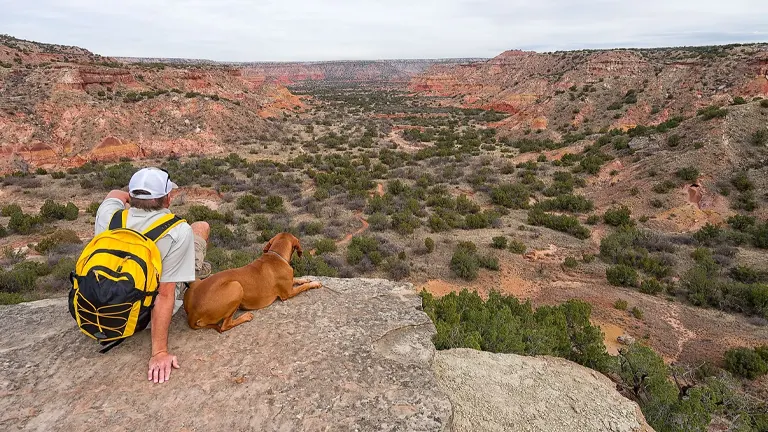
[1,277,650,432]
[0,36,300,174]
[410,45,768,135]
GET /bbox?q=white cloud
[0,0,766,61]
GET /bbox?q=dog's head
[263,232,303,258]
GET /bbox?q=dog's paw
[242,312,254,322]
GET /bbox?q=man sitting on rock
[95,167,211,384]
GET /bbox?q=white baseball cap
[128,167,178,199]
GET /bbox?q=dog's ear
[294,238,303,257]
[262,239,273,253]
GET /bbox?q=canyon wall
[0,37,303,174]
[410,45,768,136]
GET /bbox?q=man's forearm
[150,288,175,355]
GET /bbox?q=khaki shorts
[173,235,209,315]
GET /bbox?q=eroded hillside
[411,45,768,136]
[0,35,302,174]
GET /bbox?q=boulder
[0,278,452,431]
[433,348,654,432]
[618,334,637,346]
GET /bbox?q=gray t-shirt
[95,198,196,283]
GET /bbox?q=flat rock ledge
[1,277,653,432]
[0,277,452,432]
[434,348,653,432]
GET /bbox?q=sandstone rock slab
[434,348,654,432]
[0,278,452,432]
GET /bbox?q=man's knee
[191,221,210,241]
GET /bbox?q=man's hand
[106,189,131,206]
[148,352,180,384]
[149,282,176,384]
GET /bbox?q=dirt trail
[660,305,697,362]
[387,131,426,152]
[337,212,369,247]
[369,183,384,198]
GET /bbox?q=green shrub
[697,105,728,120]
[563,256,579,268]
[729,265,766,284]
[384,257,410,281]
[733,191,758,212]
[731,172,754,192]
[265,195,285,213]
[586,214,600,225]
[508,239,526,254]
[603,206,633,227]
[300,221,323,236]
[346,235,383,266]
[367,213,389,231]
[184,205,232,224]
[749,129,768,147]
[292,255,339,277]
[478,255,499,271]
[727,214,755,231]
[630,306,644,319]
[455,195,480,215]
[614,299,628,310]
[86,201,101,216]
[464,212,490,229]
[0,292,26,305]
[422,290,611,372]
[490,183,530,209]
[693,223,722,246]
[761,100,768,108]
[450,248,479,281]
[639,278,664,295]
[724,347,768,380]
[652,180,676,194]
[491,236,508,249]
[606,265,638,287]
[236,194,262,212]
[313,238,337,255]
[535,194,594,213]
[8,212,42,234]
[424,237,435,253]
[205,247,260,272]
[34,229,82,255]
[527,209,591,239]
[208,221,248,249]
[666,134,681,147]
[1,204,22,217]
[732,96,747,105]
[676,167,699,182]
[0,261,50,293]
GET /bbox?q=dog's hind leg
[218,311,253,333]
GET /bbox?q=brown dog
[183,232,322,332]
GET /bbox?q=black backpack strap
[109,209,125,230]
[144,215,185,242]
[99,338,125,354]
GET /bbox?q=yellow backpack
[68,209,185,353]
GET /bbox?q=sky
[1,0,766,62]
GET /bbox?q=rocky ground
[0,277,650,432]
[434,348,652,432]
